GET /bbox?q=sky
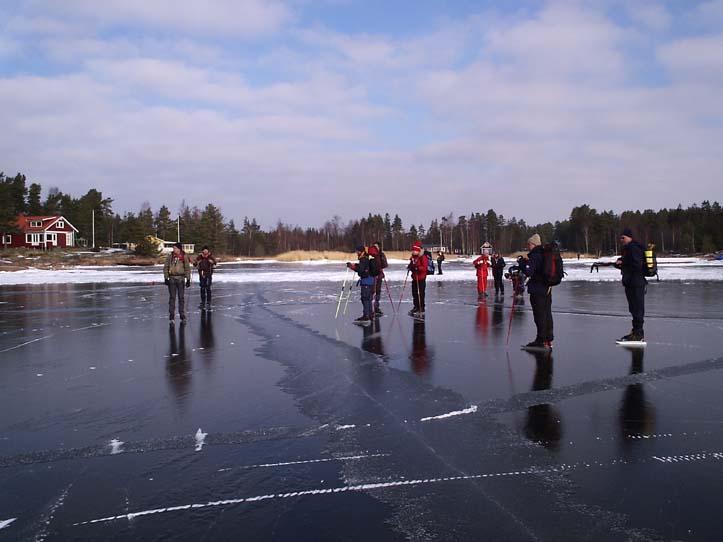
[1,0,722,229]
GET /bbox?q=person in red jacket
[408,241,429,318]
[472,253,491,300]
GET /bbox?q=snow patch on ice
[109,439,124,455]
[0,518,16,530]
[420,405,478,422]
[335,424,356,430]
[194,428,207,451]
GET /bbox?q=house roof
[16,215,79,232]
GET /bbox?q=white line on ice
[0,518,16,530]
[335,424,356,430]
[71,323,110,332]
[0,335,53,353]
[217,453,390,472]
[420,405,478,422]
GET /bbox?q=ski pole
[397,269,409,313]
[335,267,350,319]
[343,279,354,316]
[505,287,518,347]
[383,277,396,315]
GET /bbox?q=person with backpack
[164,242,191,324]
[370,241,388,316]
[521,234,556,350]
[436,251,445,274]
[407,241,430,318]
[491,251,506,295]
[472,252,491,300]
[346,245,376,326]
[615,228,647,342]
[193,245,217,310]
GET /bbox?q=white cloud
[658,34,723,84]
[624,2,672,32]
[23,0,291,37]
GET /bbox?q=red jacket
[473,256,490,279]
[409,254,429,281]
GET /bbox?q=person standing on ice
[193,246,217,310]
[472,252,491,300]
[615,228,647,342]
[436,251,445,274]
[164,242,191,323]
[521,234,553,350]
[346,245,376,326]
[369,242,387,317]
[491,251,506,295]
[408,241,429,318]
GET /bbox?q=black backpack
[424,250,435,274]
[542,242,564,286]
[368,256,380,277]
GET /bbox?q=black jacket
[522,246,547,295]
[620,240,646,288]
[491,256,505,276]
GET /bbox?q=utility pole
[177,216,181,243]
[92,209,95,249]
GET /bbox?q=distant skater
[370,241,388,316]
[408,241,429,318]
[194,245,217,310]
[491,251,506,295]
[616,228,647,343]
[472,252,491,300]
[436,251,445,275]
[164,242,191,323]
[346,245,377,326]
[521,234,553,350]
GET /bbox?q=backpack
[644,245,658,278]
[424,250,435,274]
[368,256,380,277]
[379,251,388,269]
[542,242,564,286]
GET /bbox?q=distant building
[156,238,195,254]
[2,215,79,249]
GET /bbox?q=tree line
[2,172,722,256]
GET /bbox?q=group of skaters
[164,242,217,323]
[345,227,650,349]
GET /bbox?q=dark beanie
[356,245,365,252]
[621,228,633,238]
[174,242,183,249]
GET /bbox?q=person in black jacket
[436,251,445,275]
[616,228,647,341]
[521,234,553,350]
[346,246,375,326]
[491,251,506,295]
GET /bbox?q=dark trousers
[493,272,504,293]
[360,284,373,318]
[373,276,382,312]
[168,277,186,318]
[625,286,645,334]
[199,275,212,305]
[530,290,553,342]
[437,262,443,275]
[412,278,426,312]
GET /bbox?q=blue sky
[1,0,722,228]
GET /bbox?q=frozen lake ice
[1,261,723,540]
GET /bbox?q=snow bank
[1,259,721,285]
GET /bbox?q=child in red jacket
[472,253,491,300]
[408,241,429,317]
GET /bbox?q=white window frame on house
[57,220,65,228]
[3,235,11,244]
[46,233,57,244]
[30,220,42,228]
[26,233,41,245]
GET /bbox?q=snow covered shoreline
[1,258,721,285]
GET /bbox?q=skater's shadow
[522,350,562,450]
[475,303,489,343]
[492,297,504,338]
[362,318,386,361]
[410,320,433,375]
[619,348,655,448]
[167,324,192,407]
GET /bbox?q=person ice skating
[164,242,191,323]
[407,241,429,318]
[491,251,506,295]
[472,252,491,300]
[615,228,647,342]
[370,241,388,316]
[506,256,527,297]
[346,245,376,326]
[521,234,554,349]
[193,245,217,310]
[436,251,445,275]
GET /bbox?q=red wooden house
[2,215,79,249]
